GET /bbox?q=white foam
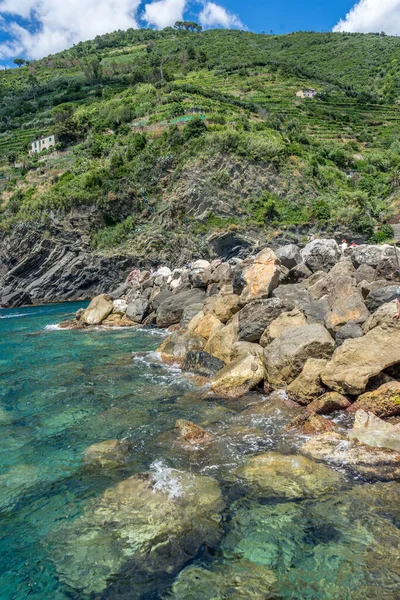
[0,312,31,319]
[44,324,61,331]
[150,460,184,498]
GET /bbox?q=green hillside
[1,28,400,253]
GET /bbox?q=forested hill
[1,28,400,263]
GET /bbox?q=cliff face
[0,219,139,307]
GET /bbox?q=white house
[30,134,56,154]
[296,89,317,99]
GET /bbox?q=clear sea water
[1,302,400,599]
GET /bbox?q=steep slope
[1,28,400,305]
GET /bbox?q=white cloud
[142,0,186,29]
[0,0,142,59]
[333,0,400,34]
[198,1,243,29]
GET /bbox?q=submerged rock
[235,452,343,499]
[286,413,335,435]
[83,439,133,468]
[174,419,213,446]
[52,469,224,595]
[300,432,400,480]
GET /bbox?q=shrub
[370,224,394,243]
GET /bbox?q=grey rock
[180,303,204,328]
[126,297,149,323]
[351,245,383,269]
[303,297,330,325]
[365,285,399,313]
[182,351,225,378]
[151,290,173,311]
[284,262,312,284]
[156,289,206,328]
[301,239,341,273]
[335,322,364,346]
[272,284,311,310]
[276,244,302,270]
[0,289,32,308]
[238,298,294,343]
[354,264,376,284]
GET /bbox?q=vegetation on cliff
[1,28,400,253]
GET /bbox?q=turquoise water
[1,303,400,599]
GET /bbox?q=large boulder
[80,294,113,326]
[300,239,341,273]
[260,308,307,347]
[321,325,400,395]
[287,358,328,402]
[126,296,149,323]
[235,452,343,499]
[366,285,399,312]
[264,324,335,386]
[272,283,311,309]
[238,298,293,343]
[212,292,240,323]
[275,244,302,270]
[375,245,400,281]
[349,410,400,452]
[300,432,400,480]
[157,331,205,365]
[210,353,264,398]
[188,312,223,340]
[180,303,204,328]
[205,320,238,364]
[363,301,397,333]
[324,281,368,333]
[182,351,225,378]
[156,289,206,327]
[347,382,400,417]
[354,263,376,284]
[230,341,263,362]
[52,470,224,595]
[351,244,383,269]
[239,248,281,304]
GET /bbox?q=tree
[52,104,78,144]
[174,21,202,32]
[13,58,25,68]
[82,57,103,83]
[7,152,17,165]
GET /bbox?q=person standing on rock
[393,285,400,320]
[341,239,348,253]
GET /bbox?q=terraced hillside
[1,28,400,263]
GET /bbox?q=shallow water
[1,303,400,599]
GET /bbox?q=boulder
[211,262,232,284]
[349,410,400,452]
[101,314,135,327]
[52,469,224,595]
[205,320,238,364]
[230,341,263,362]
[81,294,113,326]
[264,324,335,386]
[272,283,311,309]
[151,290,173,311]
[157,331,205,365]
[239,248,281,305]
[303,297,330,325]
[235,452,343,499]
[260,308,307,347]
[174,420,213,446]
[365,285,399,312]
[126,297,149,323]
[300,431,400,480]
[189,312,223,340]
[321,326,400,395]
[83,439,132,468]
[347,382,400,418]
[359,279,392,300]
[238,298,293,343]
[300,239,341,273]
[324,285,368,333]
[287,358,328,402]
[190,268,212,288]
[355,263,376,284]
[335,322,364,346]
[182,351,225,378]
[180,303,204,328]
[210,354,264,398]
[156,289,206,328]
[363,302,397,333]
[285,262,312,283]
[112,298,128,314]
[307,261,354,301]
[276,243,302,270]
[307,391,351,414]
[191,260,211,270]
[351,244,383,269]
[286,413,335,435]
[212,293,240,323]
[376,245,400,280]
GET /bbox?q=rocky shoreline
[57,238,400,476]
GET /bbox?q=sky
[0,0,399,65]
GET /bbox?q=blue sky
[0,0,398,66]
